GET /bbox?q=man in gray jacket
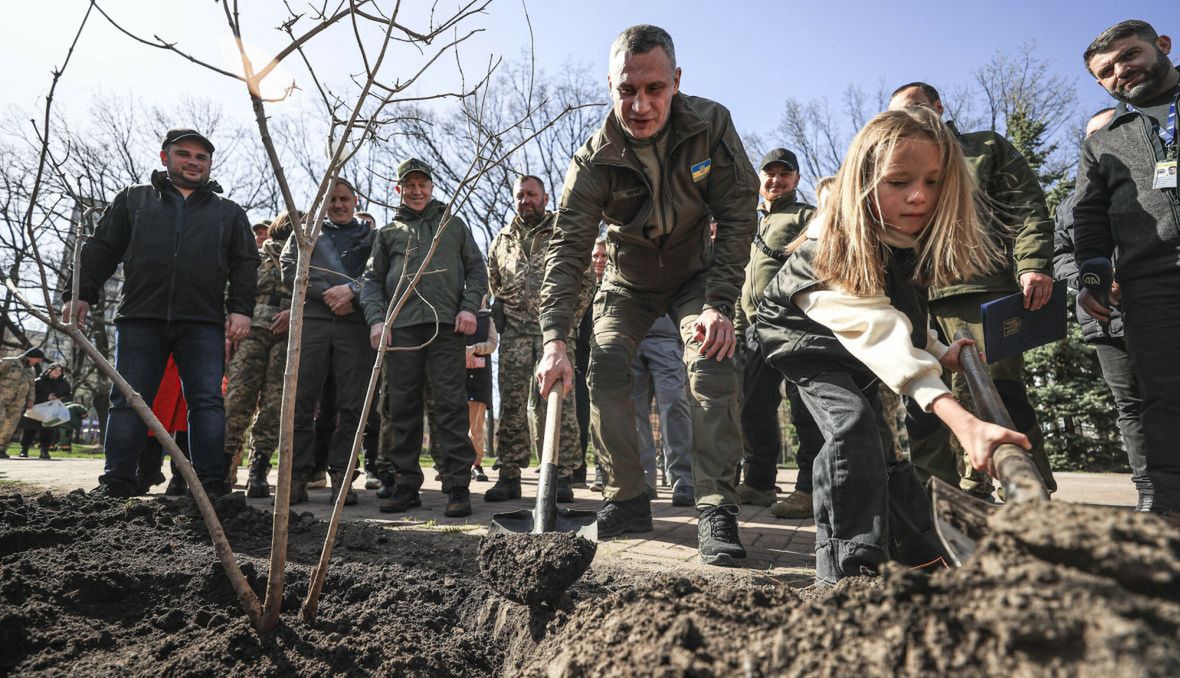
[280,178,375,506]
[1074,20,1180,524]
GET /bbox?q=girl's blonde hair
[792,106,1001,296]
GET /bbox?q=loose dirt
[2,490,1178,676]
[516,500,1180,677]
[478,532,597,606]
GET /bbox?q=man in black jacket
[1074,20,1180,523]
[64,128,259,498]
[280,178,375,506]
[1053,107,1149,507]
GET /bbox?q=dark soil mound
[0,490,531,676]
[478,532,597,606]
[516,501,1180,677]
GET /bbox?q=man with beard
[484,175,593,503]
[64,129,259,498]
[1074,19,1180,525]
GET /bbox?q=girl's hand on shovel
[932,393,1031,476]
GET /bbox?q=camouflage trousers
[0,397,25,452]
[495,323,582,479]
[224,325,287,467]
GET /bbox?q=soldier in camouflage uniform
[889,82,1057,498]
[223,213,294,496]
[485,175,594,503]
[0,348,44,458]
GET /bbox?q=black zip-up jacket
[74,170,259,324]
[281,218,375,323]
[1052,187,1124,343]
[1074,71,1180,284]
[33,374,72,404]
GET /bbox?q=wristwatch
[712,303,734,319]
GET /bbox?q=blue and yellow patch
[690,158,712,182]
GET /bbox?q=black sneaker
[698,504,746,567]
[445,487,472,518]
[380,487,422,513]
[472,465,489,482]
[671,484,695,507]
[38,451,51,460]
[483,475,521,502]
[556,477,575,503]
[597,494,653,538]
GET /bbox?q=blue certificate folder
[979,281,1067,364]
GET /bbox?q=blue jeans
[101,320,226,488]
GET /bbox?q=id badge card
[1154,160,1178,190]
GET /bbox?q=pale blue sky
[7,2,1178,156]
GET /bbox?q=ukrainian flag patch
[690,158,712,182]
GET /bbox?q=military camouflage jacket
[538,92,759,344]
[251,238,292,329]
[931,122,1054,301]
[735,192,816,335]
[0,357,35,406]
[489,211,594,336]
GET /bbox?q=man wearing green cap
[361,158,488,518]
[0,348,44,458]
[534,25,759,566]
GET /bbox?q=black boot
[18,447,28,458]
[596,493,653,538]
[556,477,575,503]
[697,504,746,567]
[245,457,270,499]
[571,464,587,488]
[329,471,358,506]
[376,476,397,499]
[380,486,421,513]
[483,475,522,502]
[165,460,187,497]
[445,487,472,518]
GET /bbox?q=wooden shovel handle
[953,329,1049,503]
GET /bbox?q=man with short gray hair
[535,25,759,566]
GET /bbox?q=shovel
[488,379,598,539]
[931,328,1050,566]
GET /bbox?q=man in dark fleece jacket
[1074,20,1180,524]
[280,178,375,506]
[64,128,259,498]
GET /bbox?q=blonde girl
[754,106,1030,584]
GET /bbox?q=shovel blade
[930,477,996,567]
[488,507,599,542]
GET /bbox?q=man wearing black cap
[279,177,374,506]
[733,148,820,509]
[63,128,259,497]
[0,348,44,458]
[360,158,487,518]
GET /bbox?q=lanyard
[1128,98,1178,149]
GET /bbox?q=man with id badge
[1074,19,1180,526]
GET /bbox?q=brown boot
[290,474,310,505]
[770,491,813,519]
